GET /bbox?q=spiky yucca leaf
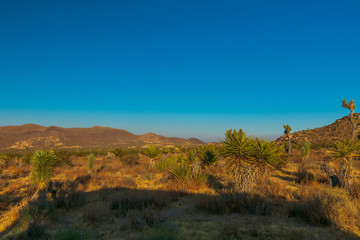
[187,148,197,163]
[248,138,283,167]
[191,170,208,185]
[199,145,220,165]
[155,157,176,171]
[222,129,251,159]
[170,161,191,182]
[30,150,57,189]
[332,140,360,160]
[143,145,161,158]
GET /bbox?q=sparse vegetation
[87,153,94,172]
[1,120,360,239]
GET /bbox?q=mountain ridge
[0,124,204,149]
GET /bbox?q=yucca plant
[187,148,197,163]
[170,161,191,183]
[191,170,208,185]
[222,129,282,191]
[155,157,176,171]
[300,141,311,161]
[30,150,57,189]
[143,145,161,158]
[332,140,360,189]
[199,145,220,165]
[88,153,95,172]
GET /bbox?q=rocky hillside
[276,114,360,146]
[0,124,204,149]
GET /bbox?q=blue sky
[1,0,359,142]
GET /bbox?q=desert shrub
[155,156,176,171]
[196,192,271,216]
[295,161,314,183]
[348,179,360,200]
[55,191,86,210]
[22,192,54,223]
[143,145,161,158]
[199,145,220,165]
[300,141,310,161]
[30,150,57,189]
[170,161,191,182]
[53,229,88,240]
[293,187,358,232]
[54,150,73,167]
[139,223,178,240]
[141,207,164,226]
[186,148,197,163]
[0,154,10,168]
[110,148,139,158]
[191,170,208,185]
[121,153,139,166]
[87,153,94,172]
[110,190,180,215]
[219,221,240,240]
[83,206,107,224]
[15,222,47,240]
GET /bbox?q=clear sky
[1,0,359,142]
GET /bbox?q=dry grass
[0,149,360,239]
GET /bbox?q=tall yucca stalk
[30,150,57,189]
[332,140,360,189]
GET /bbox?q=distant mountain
[0,124,204,149]
[276,114,360,146]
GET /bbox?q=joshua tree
[342,99,359,140]
[283,124,292,156]
[332,140,360,189]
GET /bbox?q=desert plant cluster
[0,100,360,239]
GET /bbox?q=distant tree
[283,124,292,156]
[342,99,359,140]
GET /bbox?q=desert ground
[0,140,359,240]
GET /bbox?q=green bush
[199,145,220,165]
[170,161,191,182]
[30,150,57,188]
[155,157,176,171]
[87,153,95,172]
[293,187,358,232]
[143,145,161,158]
[121,153,139,166]
[53,229,88,240]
